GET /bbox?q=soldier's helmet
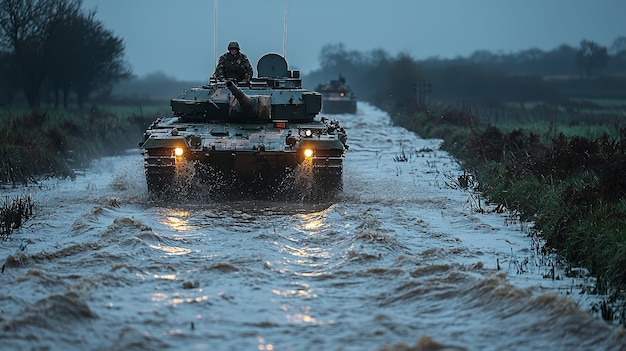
[228,41,240,50]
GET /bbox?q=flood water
[1,103,624,350]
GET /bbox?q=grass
[380,99,626,326]
[471,102,624,142]
[0,106,155,185]
[0,103,159,237]
[1,194,34,240]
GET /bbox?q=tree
[469,49,499,64]
[318,43,366,71]
[45,9,83,107]
[609,36,626,72]
[609,36,626,55]
[0,0,130,108]
[375,52,424,112]
[46,10,131,107]
[0,49,17,105]
[542,44,577,75]
[575,39,609,78]
[0,0,83,107]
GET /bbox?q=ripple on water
[3,292,97,331]
[107,327,171,351]
[454,273,626,350]
[3,103,626,350]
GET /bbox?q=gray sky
[82,0,625,81]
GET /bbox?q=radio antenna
[212,0,218,80]
[283,0,288,59]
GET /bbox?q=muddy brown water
[1,103,624,350]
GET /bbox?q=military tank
[316,74,357,114]
[139,53,348,200]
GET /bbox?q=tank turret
[140,53,348,200]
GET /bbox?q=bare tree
[0,0,130,108]
[0,0,83,107]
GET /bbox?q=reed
[0,107,154,185]
[0,194,34,240]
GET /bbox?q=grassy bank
[0,105,163,185]
[381,100,626,325]
[0,104,164,240]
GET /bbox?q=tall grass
[1,194,34,240]
[471,101,624,141]
[0,106,155,185]
[383,100,626,325]
[0,104,160,235]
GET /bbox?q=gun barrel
[226,81,254,111]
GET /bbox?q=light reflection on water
[1,103,625,351]
[170,295,209,305]
[148,243,193,256]
[295,207,334,234]
[285,312,319,325]
[301,218,325,232]
[159,209,192,232]
[271,286,316,299]
[161,216,192,232]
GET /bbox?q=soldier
[214,41,253,83]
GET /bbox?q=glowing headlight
[303,149,314,158]
[174,147,184,156]
[305,129,313,137]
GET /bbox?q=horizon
[83,0,625,81]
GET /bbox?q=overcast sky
[82,0,625,81]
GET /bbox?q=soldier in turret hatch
[214,41,253,83]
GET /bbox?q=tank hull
[322,97,357,114]
[143,149,343,200]
[141,119,346,200]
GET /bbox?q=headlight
[174,147,184,156]
[303,149,313,158]
[305,129,312,137]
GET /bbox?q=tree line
[0,0,131,108]
[304,37,626,106]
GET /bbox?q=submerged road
[1,103,624,350]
